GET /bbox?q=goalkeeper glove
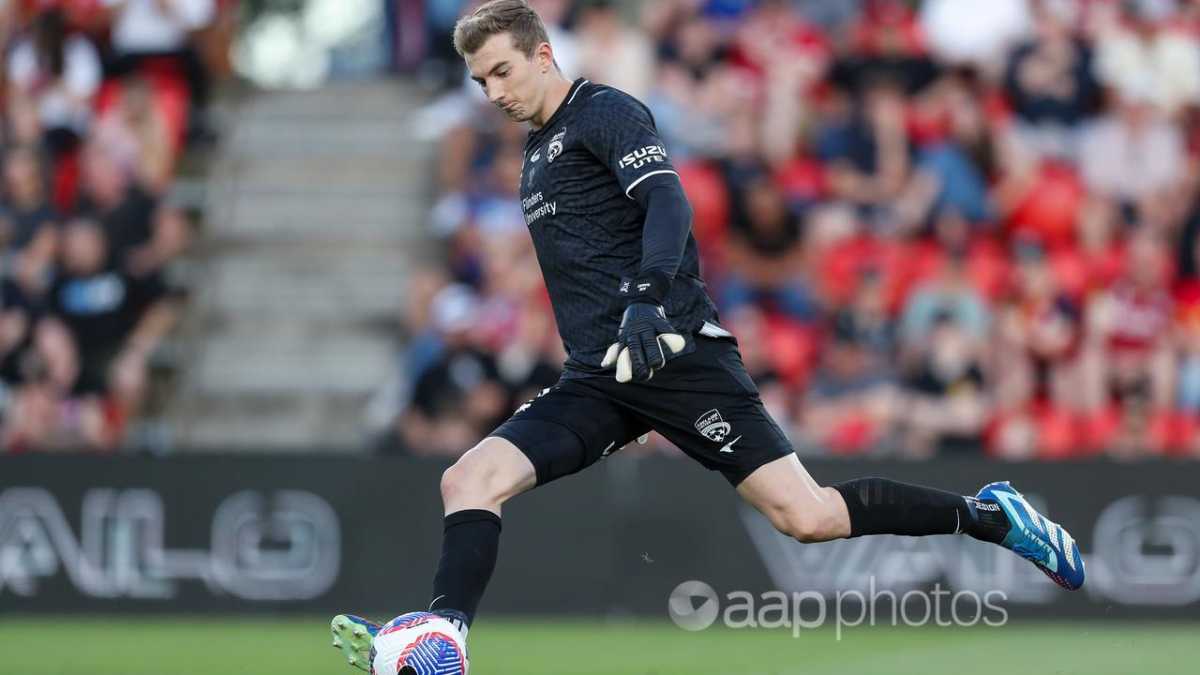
[601,273,687,383]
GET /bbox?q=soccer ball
[370,612,469,675]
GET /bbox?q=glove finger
[660,333,686,356]
[601,342,621,369]
[630,334,653,380]
[615,347,633,383]
[646,332,667,371]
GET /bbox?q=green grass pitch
[1,616,1196,675]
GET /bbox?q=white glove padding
[601,302,687,383]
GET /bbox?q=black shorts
[489,336,793,487]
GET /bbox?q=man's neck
[530,74,574,130]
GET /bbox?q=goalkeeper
[332,1,1085,670]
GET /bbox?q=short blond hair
[453,0,550,58]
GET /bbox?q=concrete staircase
[167,81,434,450]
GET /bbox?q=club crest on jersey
[547,128,567,163]
[694,409,732,442]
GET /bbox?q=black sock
[429,509,501,632]
[832,477,1009,544]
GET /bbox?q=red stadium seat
[1008,162,1085,251]
[764,317,817,386]
[677,161,729,272]
[827,416,877,456]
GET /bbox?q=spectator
[6,9,102,155]
[1,147,58,296]
[819,75,912,213]
[575,0,655,99]
[0,275,37,388]
[720,174,819,321]
[1004,0,1099,158]
[900,311,989,456]
[834,265,896,360]
[397,284,509,457]
[103,0,217,139]
[1065,196,1127,297]
[91,75,175,193]
[40,218,176,448]
[800,314,898,455]
[1085,233,1176,417]
[996,239,1087,413]
[76,146,188,279]
[899,252,991,351]
[1078,86,1186,210]
[1093,0,1200,116]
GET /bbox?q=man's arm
[627,172,693,303]
[581,90,689,382]
[601,173,691,382]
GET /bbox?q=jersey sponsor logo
[521,191,557,226]
[619,144,668,171]
[547,128,567,163]
[694,409,732,443]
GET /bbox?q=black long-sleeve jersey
[519,78,720,373]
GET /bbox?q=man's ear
[535,42,554,73]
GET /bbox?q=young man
[332,2,1084,671]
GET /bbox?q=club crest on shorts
[694,409,731,442]
[547,128,566,163]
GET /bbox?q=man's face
[466,33,547,123]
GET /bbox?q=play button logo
[668,580,720,631]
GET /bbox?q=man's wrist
[620,270,672,306]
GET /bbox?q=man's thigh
[488,381,650,487]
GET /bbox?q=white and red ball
[370,612,469,675]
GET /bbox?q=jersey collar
[532,78,589,137]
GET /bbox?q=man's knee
[771,491,846,543]
[440,438,535,509]
[777,512,827,543]
[440,452,498,506]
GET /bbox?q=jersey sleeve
[580,89,678,199]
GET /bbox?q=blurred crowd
[0,1,228,451]
[391,0,1200,461]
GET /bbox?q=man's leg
[618,336,1083,591]
[428,436,538,631]
[734,454,1008,544]
[331,437,535,671]
[735,453,1086,590]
